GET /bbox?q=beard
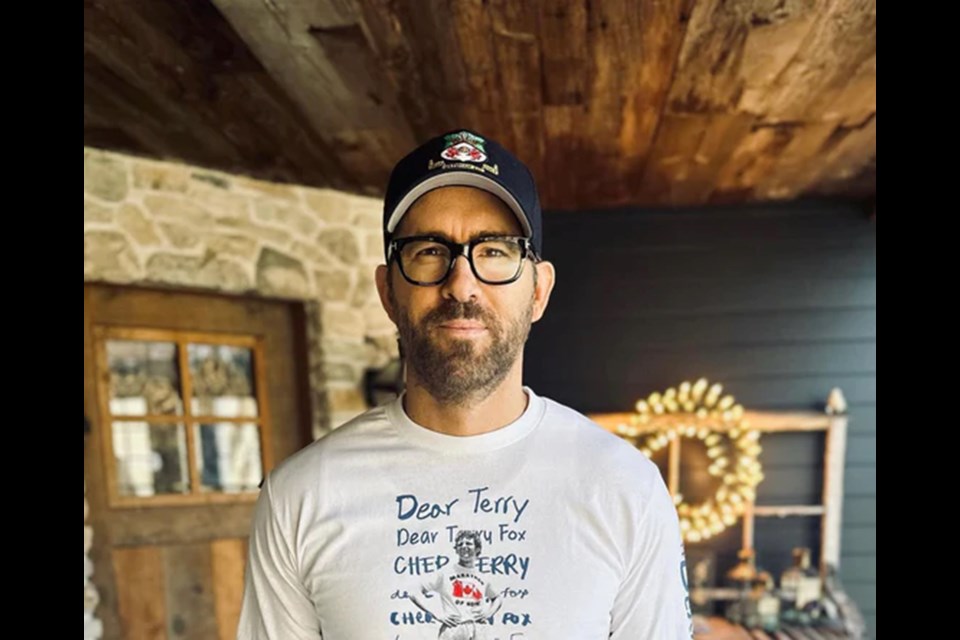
[390,289,534,406]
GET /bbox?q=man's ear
[375,264,398,325]
[531,261,556,323]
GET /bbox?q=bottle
[780,547,822,624]
[793,548,822,613]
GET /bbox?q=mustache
[423,299,492,326]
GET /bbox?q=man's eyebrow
[405,230,519,241]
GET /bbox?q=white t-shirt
[238,387,693,639]
[418,562,499,621]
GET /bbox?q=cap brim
[385,172,532,238]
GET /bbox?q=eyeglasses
[388,235,537,286]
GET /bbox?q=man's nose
[440,254,481,301]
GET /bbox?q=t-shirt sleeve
[609,469,694,639]
[237,475,322,639]
[419,571,444,595]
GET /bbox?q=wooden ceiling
[83,0,876,210]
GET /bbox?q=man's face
[456,536,479,563]
[375,186,555,405]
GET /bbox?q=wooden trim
[94,326,124,509]
[96,322,276,506]
[742,501,755,552]
[179,342,202,496]
[211,539,247,640]
[99,326,258,348]
[85,287,123,638]
[253,337,276,474]
[753,505,826,517]
[110,415,262,425]
[111,491,260,509]
[592,405,846,575]
[589,410,831,434]
[668,436,681,496]
[821,415,849,577]
[112,546,167,640]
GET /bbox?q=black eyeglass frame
[387,234,539,286]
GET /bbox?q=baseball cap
[382,129,543,260]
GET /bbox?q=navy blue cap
[382,129,543,260]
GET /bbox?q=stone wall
[84,147,398,435]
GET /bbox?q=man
[410,530,503,639]
[238,129,693,639]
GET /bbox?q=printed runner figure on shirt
[410,530,503,639]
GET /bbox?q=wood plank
[842,497,876,526]
[836,555,875,584]
[757,433,826,467]
[804,116,877,196]
[488,0,544,179]
[640,112,756,205]
[755,469,823,504]
[822,416,848,572]
[542,105,586,208]
[110,492,258,510]
[537,340,876,379]
[534,373,876,416]
[306,20,417,160]
[447,0,508,140]
[752,122,838,200]
[83,2,247,164]
[577,0,691,206]
[843,583,876,614]
[617,0,689,180]
[694,617,755,639]
[85,286,123,640]
[558,272,875,318]
[217,72,350,189]
[206,0,357,131]
[547,199,875,247]
[844,467,876,498]
[291,0,359,29]
[746,0,876,123]
[538,0,589,207]
[85,0,354,188]
[666,0,755,113]
[550,309,877,345]
[753,506,825,517]
[109,504,256,547]
[845,407,875,437]
[107,416,263,426]
[367,0,468,136]
[83,56,185,159]
[591,409,832,434]
[211,539,248,640]
[845,435,875,466]
[208,0,412,184]
[578,0,637,205]
[539,0,588,106]
[164,543,218,640]
[840,525,876,555]
[819,54,876,127]
[736,3,819,116]
[353,0,445,139]
[101,326,258,347]
[113,546,168,640]
[711,123,795,201]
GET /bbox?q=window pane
[188,344,259,418]
[106,340,183,416]
[196,422,263,493]
[112,422,189,496]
